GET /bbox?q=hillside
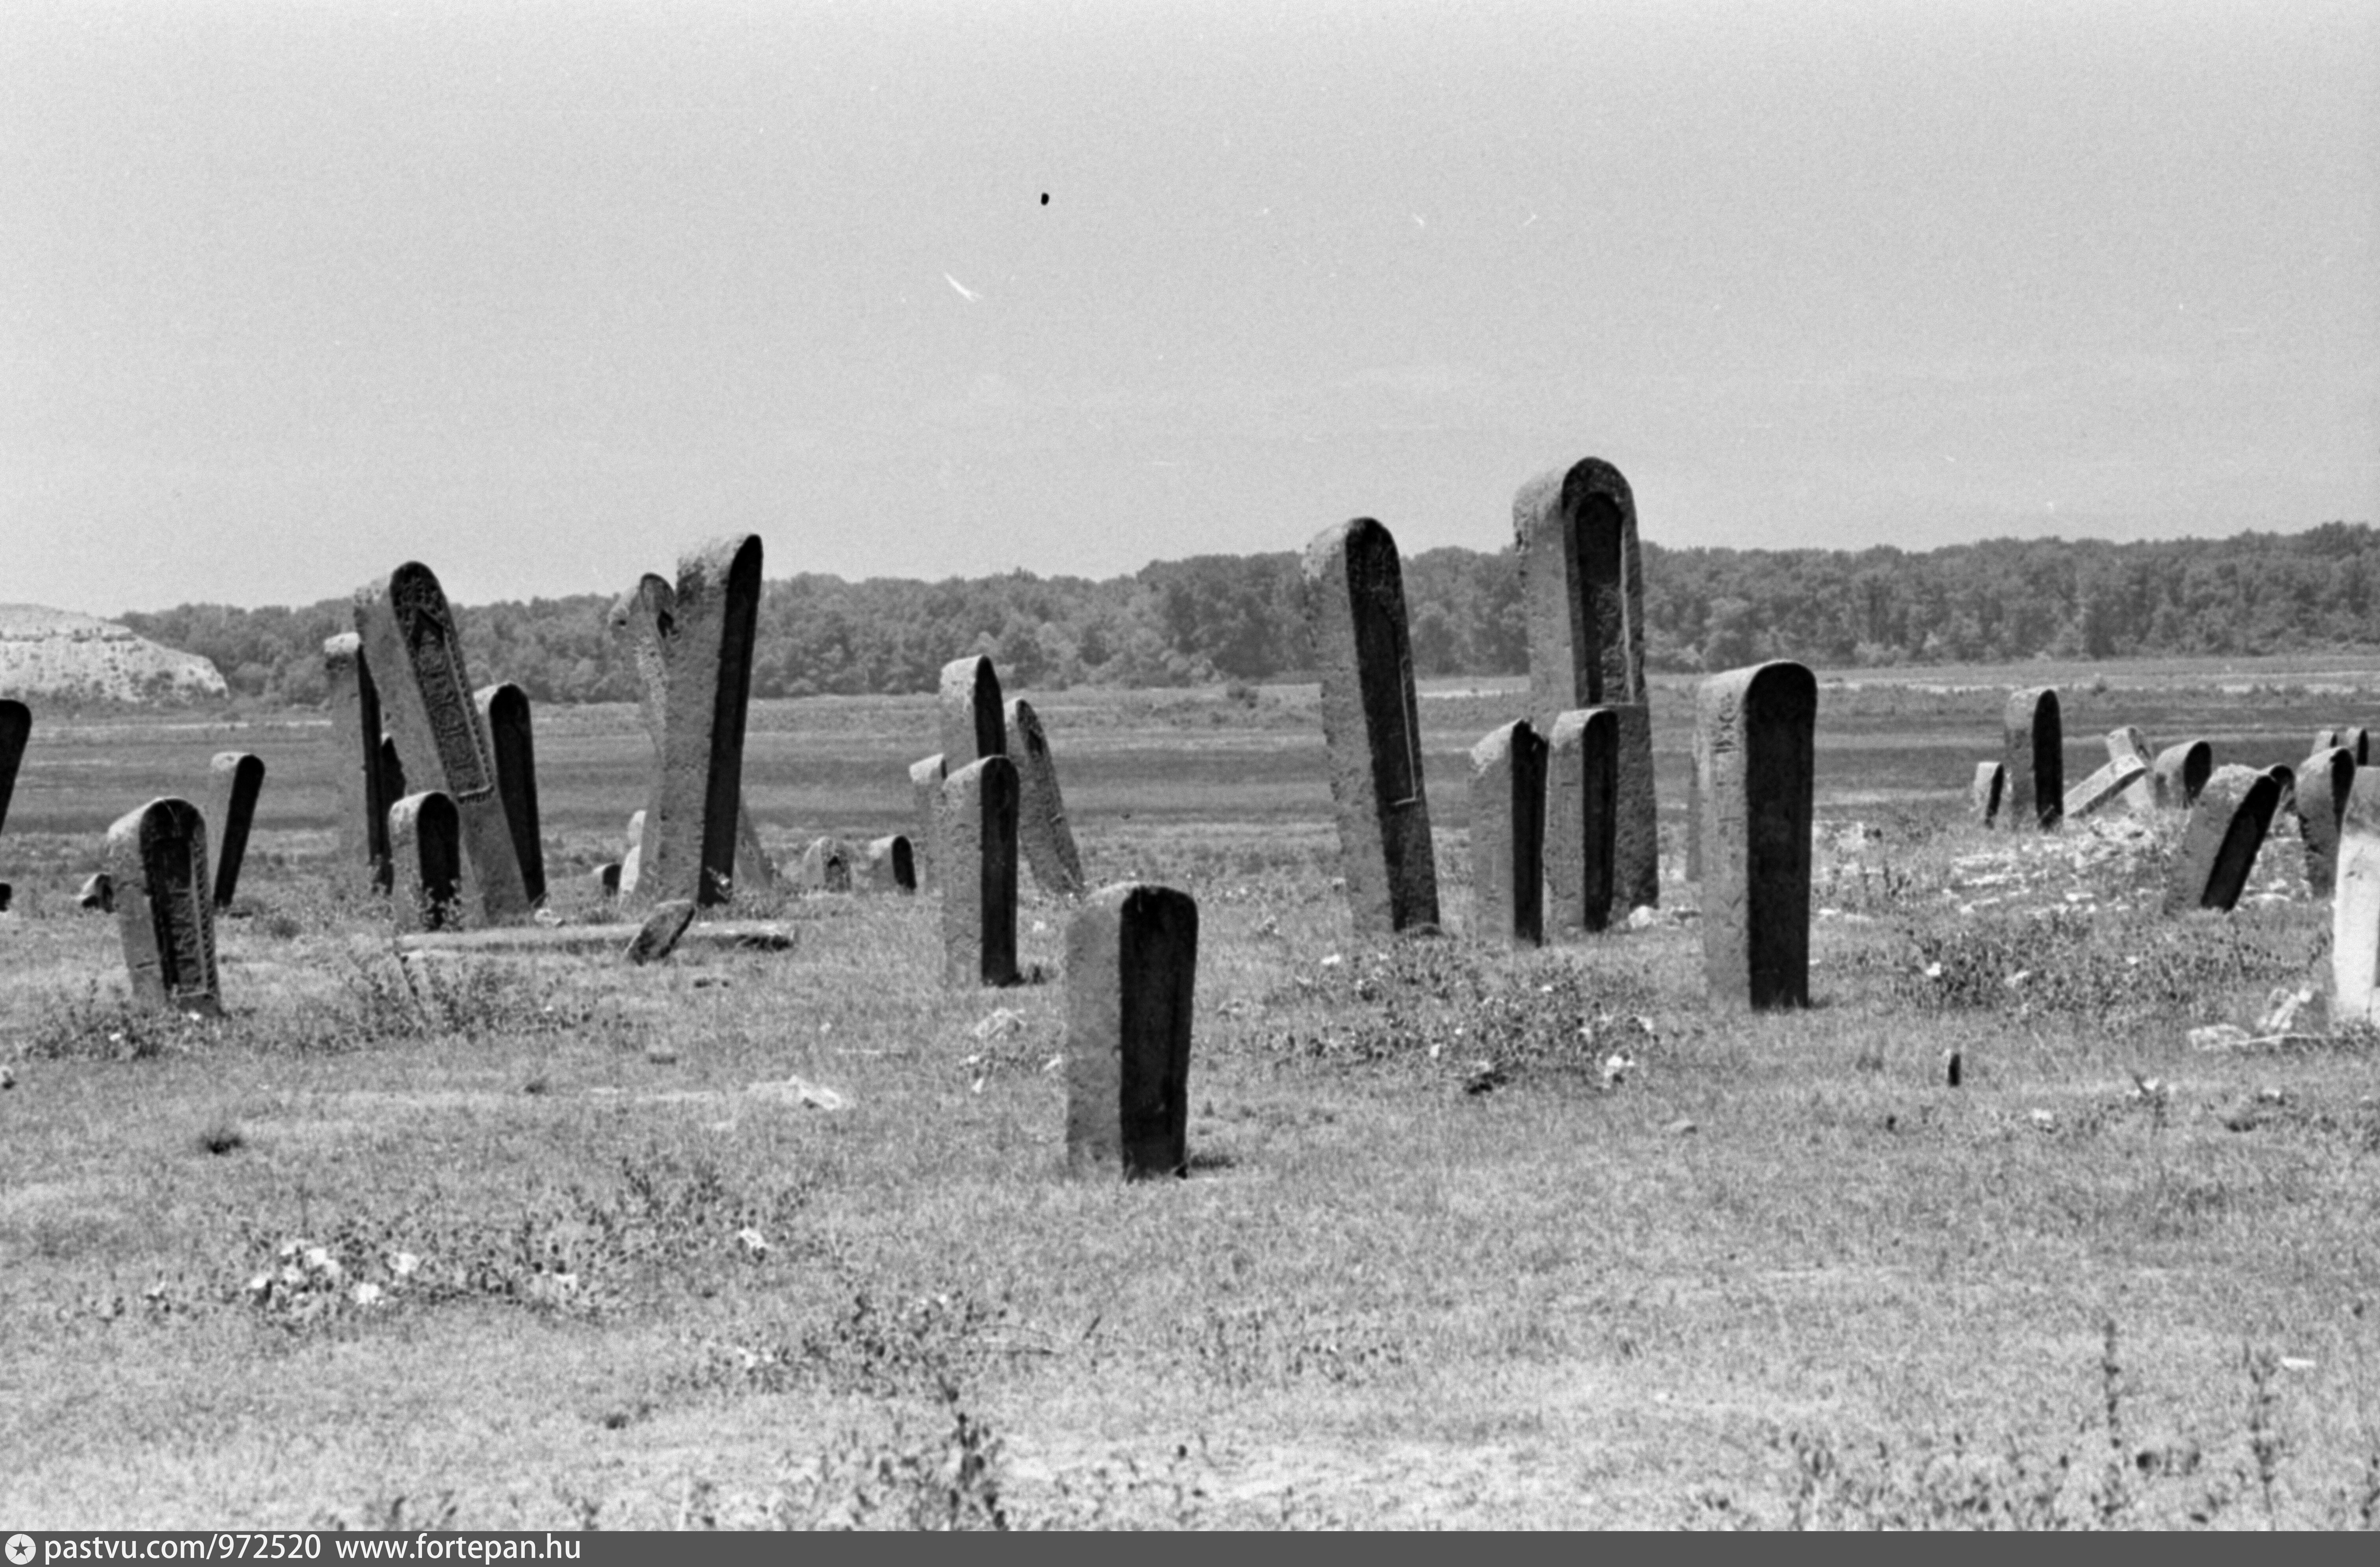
[0,604,229,705]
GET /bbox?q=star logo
[5,1534,36,1566]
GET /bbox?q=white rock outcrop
[0,604,227,704]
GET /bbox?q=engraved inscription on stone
[392,566,494,802]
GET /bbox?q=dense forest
[120,523,2379,707]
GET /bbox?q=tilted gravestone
[2062,755,2147,823]
[2334,769,2380,1024]
[606,571,776,896]
[860,834,916,893]
[1545,708,1618,936]
[387,791,462,933]
[2315,727,2371,766]
[625,898,697,965]
[323,634,400,892]
[1064,883,1198,1179]
[908,755,946,892]
[1302,517,1440,935]
[473,683,545,907]
[2107,727,2161,810]
[2162,764,2280,915]
[1696,661,1817,1010]
[103,797,220,1017]
[939,755,1020,987]
[1006,697,1085,897]
[1512,459,1657,916]
[353,563,530,922]
[798,835,853,893]
[2001,687,2064,833]
[0,698,29,840]
[2152,740,2211,809]
[203,752,266,909]
[1971,761,2005,827]
[1469,719,1547,948]
[629,535,765,907]
[2293,747,2356,897]
[939,656,1008,772]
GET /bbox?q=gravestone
[387,791,462,933]
[203,752,266,909]
[378,736,408,812]
[939,756,1020,987]
[322,634,397,891]
[1545,708,1618,936]
[2001,687,2064,832]
[2292,747,2356,897]
[353,563,529,921]
[1302,517,1440,935]
[617,809,646,897]
[798,836,853,892]
[908,755,946,892]
[1006,697,1085,897]
[625,898,697,965]
[2152,740,2211,809]
[1512,460,1657,915]
[0,698,29,839]
[76,872,113,913]
[1469,719,1547,948]
[938,656,1007,771]
[2061,756,2147,823]
[2315,727,2371,766]
[2107,727,2161,810]
[2334,769,2380,1024]
[2263,764,2297,827]
[1696,661,1817,1010]
[474,683,546,907]
[860,835,916,893]
[631,535,765,907]
[593,863,622,897]
[2162,764,2279,915]
[103,797,220,1016]
[1064,883,1198,1179]
[1971,761,2005,827]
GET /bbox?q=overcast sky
[5,0,2374,616]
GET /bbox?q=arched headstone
[1545,708,1618,935]
[2293,747,2356,897]
[2001,686,2063,832]
[2162,765,2279,915]
[939,655,1007,771]
[1697,661,1817,1009]
[473,683,545,907]
[203,751,266,909]
[388,791,462,933]
[798,835,853,892]
[861,834,916,894]
[1469,719,1547,948]
[104,797,220,1016]
[632,535,764,907]
[939,756,1020,987]
[1064,883,1197,1180]
[2152,740,2211,809]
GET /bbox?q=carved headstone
[632,535,765,907]
[798,835,853,892]
[103,797,220,1016]
[2001,687,2063,832]
[860,834,916,893]
[1006,697,1085,897]
[938,656,1007,771]
[1971,761,2005,827]
[203,752,266,909]
[939,756,1021,988]
[353,563,529,921]
[2334,769,2380,1024]
[2107,727,2160,810]
[1513,460,1657,915]
[1545,708,1618,936]
[473,683,545,907]
[2162,764,2279,915]
[322,634,397,891]
[2152,740,2211,809]
[1468,719,1547,948]
[1064,883,1198,1179]
[2292,747,2356,897]
[1302,517,1439,935]
[909,755,946,892]
[1696,661,1817,1009]
[2061,757,2147,823]
[0,698,29,839]
[387,791,462,933]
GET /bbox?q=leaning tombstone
[202,752,266,910]
[323,634,396,891]
[1302,517,1440,935]
[353,563,529,921]
[625,898,697,965]
[2161,765,2280,915]
[1696,661,1817,1009]
[2334,770,2380,1024]
[2293,747,2356,897]
[474,683,546,907]
[939,656,1007,772]
[617,809,646,897]
[860,835,916,894]
[2152,740,2211,809]
[387,791,462,933]
[2061,755,2147,823]
[103,797,220,1017]
[0,698,31,840]
[798,835,853,893]
[1544,708,1618,936]
[1006,697,1085,897]
[1970,761,2005,827]
[2001,686,2064,832]
[1469,719,1547,948]
[939,755,1021,988]
[1064,883,1197,1179]
[632,535,764,907]
[1512,459,1657,915]
[2107,727,2161,810]
[908,755,946,892]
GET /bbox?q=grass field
[3,655,2378,1529]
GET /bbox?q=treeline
[120,523,2378,707]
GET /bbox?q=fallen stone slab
[392,921,798,959]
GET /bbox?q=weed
[768,1380,1011,1530]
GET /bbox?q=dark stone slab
[395,921,796,958]
[861,834,916,893]
[626,898,697,965]
[2262,764,2297,829]
[798,835,853,892]
[2336,768,2380,1022]
[1545,708,1618,935]
[1302,517,1439,936]
[103,797,219,1016]
[1064,883,1197,1179]
[1006,697,1085,897]
[203,752,266,909]
[387,791,462,933]
[2162,764,2279,915]
[474,682,545,907]
[1697,661,1817,1010]
[0,698,28,839]
[1971,761,2005,827]
[2001,686,2063,832]
[322,634,395,892]
[2293,747,2356,897]
[938,656,1007,771]
[2152,740,2211,809]
[908,755,946,892]
[939,755,1020,988]
[353,563,529,921]
[634,535,764,907]
[1468,719,1546,948]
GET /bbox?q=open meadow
[4,655,2380,1529]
